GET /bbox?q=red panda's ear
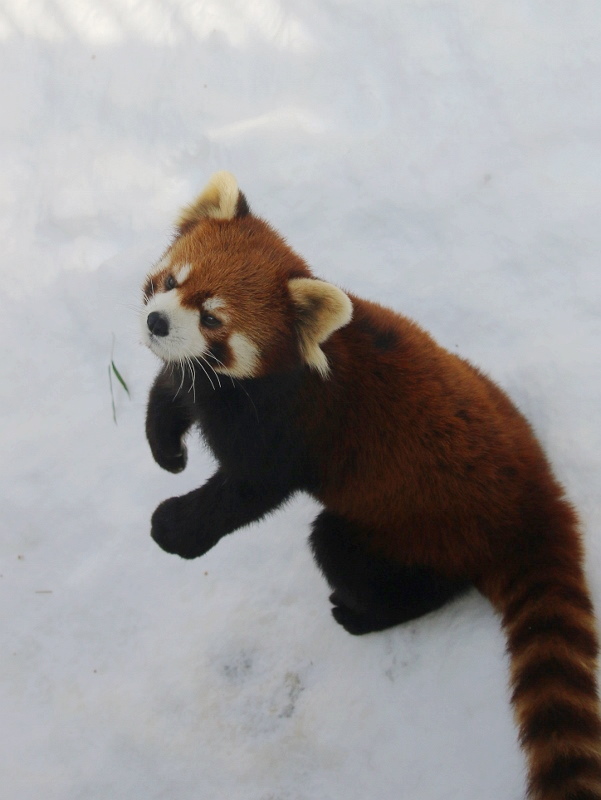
[289,278,353,378]
[176,171,250,234]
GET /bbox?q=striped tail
[497,527,601,800]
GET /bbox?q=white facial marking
[203,297,230,323]
[218,332,259,378]
[175,263,192,284]
[203,296,225,312]
[141,288,207,362]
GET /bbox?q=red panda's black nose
[147,311,169,337]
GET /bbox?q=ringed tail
[491,512,601,800]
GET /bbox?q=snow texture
[2,1,600,798]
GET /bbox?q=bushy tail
[495,518,601,800]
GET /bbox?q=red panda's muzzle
[146,311,169,338]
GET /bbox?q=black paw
[330,595,395,635]
[329,590,346,606]
[150,495,215,559]
[331,605,380,635]
[152,442,188,474]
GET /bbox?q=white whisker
[121,300,144,312]
[184,355,197,402]
[198,355,222,389]
[205,353,236,388]
[174,356,186,398]
[189,351,216,391]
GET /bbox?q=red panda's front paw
[150,496,216,559]
[331,605,375,635]
[330,600,389,636]
[152,442,188,474]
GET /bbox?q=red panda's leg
[146,366,195,474]
[150,469,293,560]
[309,510,469,635]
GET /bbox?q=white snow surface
[2,2,601,798]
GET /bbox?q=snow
[2,1,600,798]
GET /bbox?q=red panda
[142,171,601,800]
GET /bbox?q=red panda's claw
[155,443,188,474]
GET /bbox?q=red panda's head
[141,172,352,380]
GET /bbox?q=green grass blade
[111,361,131,397]
[108,364,117,424]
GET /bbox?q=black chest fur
[193,371,315,493]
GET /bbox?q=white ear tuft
[289,278,353,378]
[176,171,249,232]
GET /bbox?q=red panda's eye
[165,275,176,291]
[201,313,222,329]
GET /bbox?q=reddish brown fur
[296,296,601,798]
[171,216,312,374]
[144,184,601,800]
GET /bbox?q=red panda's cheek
[215,332,260,378]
